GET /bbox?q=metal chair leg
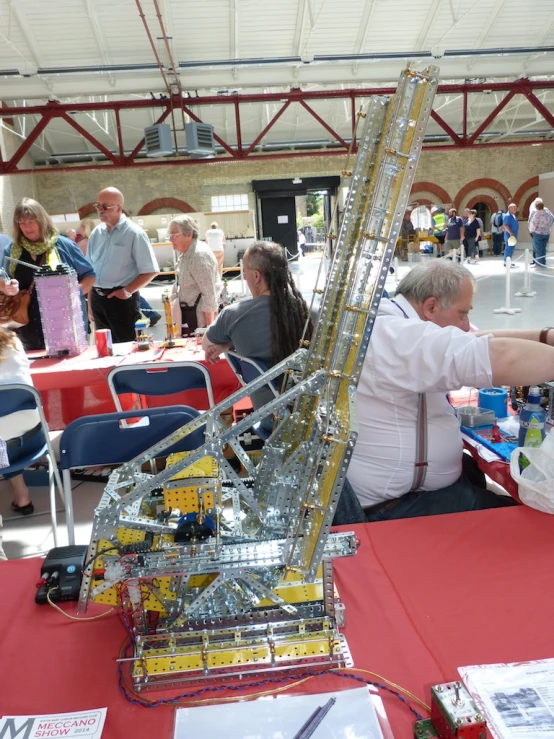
[62,468,75,546]
[48,459,59,548]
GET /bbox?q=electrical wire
[46,588,115,621]
[116,633,429,719]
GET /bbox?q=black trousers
[90,289,141,343]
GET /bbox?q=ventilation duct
[185,122,215,158]
[144,123,174,157]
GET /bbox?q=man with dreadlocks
[203,240,312,422]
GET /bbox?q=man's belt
[5,423,42,449]
[93,286,123,297]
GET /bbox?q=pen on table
[292,696,336,739]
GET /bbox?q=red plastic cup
[95,328,113,357]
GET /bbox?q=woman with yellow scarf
[0,199,95,350]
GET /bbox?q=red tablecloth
[30,342,240,430]
[1,506,553,737]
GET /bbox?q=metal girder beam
[293,0,309,56]
[10,148,349,176]
[245,100,291,156]
[2,80,554,118]
[234,100,242,155]
[7,136,554,176]
[430,109,464,146]
[230,0,239,61]
[3,110,55,173]
[413,0,442,52]
[299,99,349,149]
[2,80,554,173]
[467,88,518,144]
[521,88,554,129]
[352,0,376,56]
[60,112,119,164]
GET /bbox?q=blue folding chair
[0,383,64,547]
[225,351,280,397]
[107,361,215,413]
[59,406,205,545]
[225,351,282,441]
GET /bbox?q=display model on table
[77,67,439,690]
[35,263,87,358]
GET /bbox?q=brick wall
[2,144,554,227]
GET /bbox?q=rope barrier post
[493,257,522,315]
[515,248,536,298]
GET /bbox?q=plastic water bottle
[518,386,546,447]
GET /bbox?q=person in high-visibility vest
[432,207,447,252]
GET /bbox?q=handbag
[180,293,202,337]
[0,251,46,327]
[0,288,32,326]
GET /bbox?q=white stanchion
[515,248,536,297]
[394,256,399,285]
[493,258,522,315]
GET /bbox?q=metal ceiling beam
[3,78,554,119]
[468,88,518,144]
[8,135,554,176]
[60,112,119,164]
[413,0,442,52]
[1,79,553,173]
[430,109,464,146]
[3,111,54,173]
[292,0,309,57]
[521,87,554,128]
[230,0,239,61]
[245,100,291,156]
[298,99,349,149]
[9,3,58,157]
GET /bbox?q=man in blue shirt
[445,208,465,259]
[87,188,159,342]
[502,203,519,266]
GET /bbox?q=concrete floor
[2,245,554,559]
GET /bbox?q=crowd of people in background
[401,198,554,269]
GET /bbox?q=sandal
[11,501,34,516]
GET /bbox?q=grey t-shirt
[207,295,275,410]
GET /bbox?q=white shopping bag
[510,432,554,513]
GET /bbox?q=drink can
[95,328,113,357]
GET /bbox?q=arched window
[410,205,432,231]
[472,202,492,231]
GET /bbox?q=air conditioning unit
[185,122,215,158]
[144,123,174,157]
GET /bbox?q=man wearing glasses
[87,187,159,342]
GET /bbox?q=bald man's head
[97,187,124,205]
[95,187,124,229]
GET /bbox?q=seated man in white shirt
[344,259,554,522]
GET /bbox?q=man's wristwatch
[122,288,133,299]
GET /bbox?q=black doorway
[259,196,298,258]
[253,176,340,259]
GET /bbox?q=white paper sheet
[460,659,554,739]
[174,687,385,739]
[0,708,107,739]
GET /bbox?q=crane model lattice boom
[78,66,439,690]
